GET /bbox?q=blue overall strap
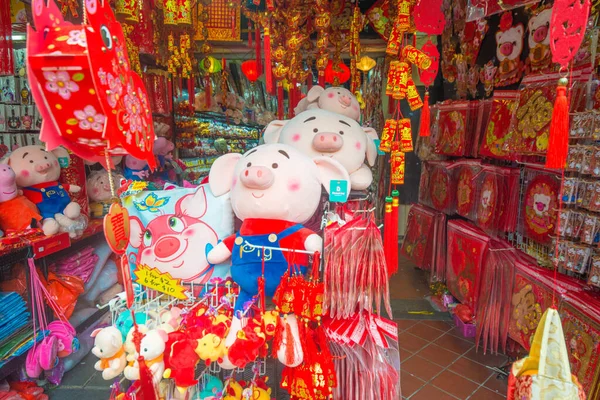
[277,224,304,240]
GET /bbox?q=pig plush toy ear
[209,153,243,196]
[313,156,350,193]
[128,216,145,249]
[50,146,70,167]
[306,86,325,103]
[363,127,379,167]
[263,120,289,144]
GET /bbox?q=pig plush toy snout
[240,166,275,189]
[34,161,53,174]
[339,94,352,107]
[154,236,181,259]
[500,42,514,56]
[312,132,344,153]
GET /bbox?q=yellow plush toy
[223,379,243,400]
[195,332,226,366]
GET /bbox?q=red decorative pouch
[400,204,436,270]
[480,91,519,160]
[521,170,561,244]
[435,101,469,156]
[455,160,481,220]
[428,161,455,214]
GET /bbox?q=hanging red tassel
[284,320,295,366]
[0,0,13,76]
[318,72,325,87]
[248,21,253,48]
[167,78,173,112]
[545,78,570,169]
[307,72,313,91]
[205,74,211,108]
[130,310,157,399]
[255,27,262,74]
[390,190,399,276]
[188,76,195,106]
[277,83,284,119]
[419,91,431,137]
[388,97,395,115]
[264,24,273,95]
[383,197,393,269]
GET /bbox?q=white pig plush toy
[264,109,378,190]
[206,143,349,369]
[294,86,362,121]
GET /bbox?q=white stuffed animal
[264,109,379,190]
[124,328,168,385]
[294,86,361,121]
[91,326,127,380]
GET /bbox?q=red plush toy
[163,332,200,394]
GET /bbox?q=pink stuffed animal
[123,155,149,181]
[294,86,361,121]
[6,145,82,236]
[153,137,175,160]
[264,109,379,190]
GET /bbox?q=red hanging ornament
[419,92,431,137]
[255,26,262,75]
[241,60,260,82]
[545,78,570,169]
[550,0,591,68]
[390,190,399,276]
[384,197,393,269]
[264,22,273,95]
[324,60,351,84]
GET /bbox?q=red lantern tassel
[388,97,395,115]
[264,25,273,95]
[277,83,284,119]
[318,72,325,87]
[188,76,195,106]
[255,27,262,74]
[545,78,570,169]
[390,190,399,276]
[307,72,313,91]
[384,197,393,269]
[205,75,211,108]
[419,91,431,137]
[130,310,157,400]
[248,21,253,48]
[167,78,173,112]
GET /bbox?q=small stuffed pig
[264,109,379,190]
[6,145,81,236]
[207,143,349,369]
[154,137,175,160]
[91,326,127,380]
[0,163,42,232]
[294,86,361,121]
[87,170,123,202]
[123,328,168,385]
[123,155,149,181]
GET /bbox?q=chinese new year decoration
[27,0,156,168]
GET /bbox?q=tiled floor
[395,319,509,399]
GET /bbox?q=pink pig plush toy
[0,163,42,233]
[207,143,349,369]
[264,109,379,190]
[6,145,82,237]
[293,86,361,121]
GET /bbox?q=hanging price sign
[103,203,130,254]
[134,264,188,300]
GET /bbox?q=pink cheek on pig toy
[353,105,359,112]
[328,93,335,98]
[93,188,99,194]
[232,177,237,188]
[183,229,195,238]
[142,248,153,257]
[288,179,301,192]
[292,133,301,142]
[355,141,362,150]
[21,170,30,178]
[54,160,59,167]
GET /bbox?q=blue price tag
[329,180,348,203]
[58,157,69,168]
[374,139,385,155]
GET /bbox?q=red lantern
[241,60,260,83]
[324,60,351,84]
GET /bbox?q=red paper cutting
[436,104,468,156]
[430,166,452,212]
[523,174,559,243]
[456,164,477,218]
[550,0,591,68]
[413,0,445,35]
[480,91,519,160]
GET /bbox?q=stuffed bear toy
[86,169,124,218]
[6,145,82,237]
[264,109,379,190]
[0,163,42,232]
[91,326,127,380]
[207,143,349,369]
[294,86,362,121]
[123,328,168,385]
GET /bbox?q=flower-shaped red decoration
[550,0,591,68]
